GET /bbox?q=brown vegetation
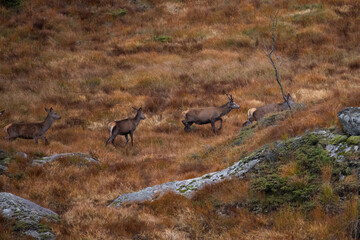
[0,0,359,239]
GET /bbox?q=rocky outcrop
[130,0,152,11]
[110,130,360,207]
[0,150,10,175]
[337,107,360,136]
[110,158,260,207]
[0,192,59,240]
[32,152,99,165]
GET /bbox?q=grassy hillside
[0,0,359,239]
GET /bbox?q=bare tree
[263,10,292,111]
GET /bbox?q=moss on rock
[330,135,348,145]
[346,136,360,145]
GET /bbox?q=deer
[243,93,295,126]
[182,94,240,133]
[4,107,61,145]
[105,107,146,147]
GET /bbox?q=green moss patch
[248,133,337,213]
[330,135,348,145]
[346,136,360,145]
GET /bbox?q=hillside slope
[0,0,359,239]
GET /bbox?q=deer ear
[45,108,49,112]
[139,107,142,111]
[50,107,53,112]
[132,107,137,111]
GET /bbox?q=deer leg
[105,134,117,147]
[130,131,134,146]
[123,134,129,147]
[182,120,192,132]
[217,118,223,130]
[34,137,38,145]
[210,120,216,134]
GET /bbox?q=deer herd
[0,93,295,147]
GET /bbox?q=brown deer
[246,94,295,124]
[105,107,146,147]
[182,94,240,133]
[4,107,61,145]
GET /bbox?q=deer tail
[247,108,256,120]
[108,122,116,136]
[182,110,189,116]
[3,123,12,135]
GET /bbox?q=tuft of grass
[153,35,172,43]
[109,8,127,17]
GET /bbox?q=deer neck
[219,103,231,116]
[41,114,54,133]
[280,100,291,110]
[133,112,142,128]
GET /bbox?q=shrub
[154,35,172,43]
[83,78,101,91]
[109,8,127,17]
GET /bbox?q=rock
[0,150,7,160]
[0,192,59,240]
[129,0,152,11]
[0,150,9,175]
[109,157,262,207]
[32,152,100,166]
[109,130,360,207]
[0,165,8,175]
[337,107,360,136]
[15,152,28,159]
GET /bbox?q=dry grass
[0,0,360,239]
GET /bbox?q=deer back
[115,119,136,134]
[6,122,44,138]
[253,103,283,121]
[185,107,222,122]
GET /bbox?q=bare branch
[263,10,292,111]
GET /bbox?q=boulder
[337,107,360,136]
[32,152,99,166]
[109,130,360,207]
[0,150,9,175]
[0,192,59,240]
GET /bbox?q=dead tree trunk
[263,10,292,111]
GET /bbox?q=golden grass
[0,0,360,239]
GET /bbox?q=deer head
[45,107,61,120]
[133,107,146,120]
[226,94,240,109]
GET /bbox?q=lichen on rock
[0,192,59,240]
[109,129,359,208]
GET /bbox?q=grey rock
[110,129,360,207]
[0,165,8,175]
[0,192,59,240]
[32,152,99,165]
[0,150,7,160]
[130,0,152,11]
[337,107,360,136]
[15,152,28,159]
[109,158,261,207]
